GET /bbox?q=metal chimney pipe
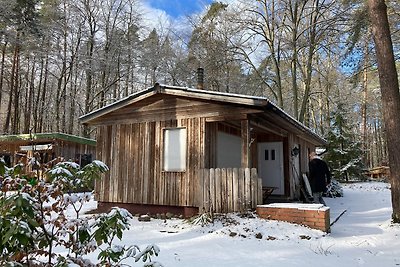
[197,67,204,90]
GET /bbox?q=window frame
[163,127,187,172]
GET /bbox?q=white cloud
[138,1,173,37]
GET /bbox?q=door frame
[257,141,284,195]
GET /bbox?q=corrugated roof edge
[0,132,96,146]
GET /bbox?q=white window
[163,128,187,171]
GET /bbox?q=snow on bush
[0,158,162,266]
[324,179,344,197]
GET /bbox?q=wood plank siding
[93,95,265,207]
[95,117,207,207]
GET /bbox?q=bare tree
[187,2,245,93]
[235,0,284,106]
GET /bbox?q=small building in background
[0,132,96,167]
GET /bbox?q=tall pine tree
[324,103,365,182]
[368,0,400,223]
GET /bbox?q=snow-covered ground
[71,182,400,266]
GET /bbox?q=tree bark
[34,55,44,133]
[0,40,7,113]
[23,56,35,133]
[4,38,20,134]
[299,0,319,124]
[368,0,400,222]
[361,48,368,167]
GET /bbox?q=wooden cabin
[80,84,326,217]
[0,132,96,167]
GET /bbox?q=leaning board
[302,174,313,196]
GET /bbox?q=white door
[258,142,284,195]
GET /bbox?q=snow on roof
[160,83,268,101]
[0,132,96,146]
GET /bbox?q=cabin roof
[79,83,326,145]
[0,132,96,146]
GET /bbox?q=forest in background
[0,0,399,170]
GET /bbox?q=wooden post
[238,168,245,212]
[210,168,215,213]
[203,168,210,213]
[227,168,233,212]
[245,168,251,209]
[221,168,227,213]
[258,178,263,205]
[197,169,204,213]
[233,168,239,212]
[241,119,250,168]
[250,168,258,209]
[215,168,222,213]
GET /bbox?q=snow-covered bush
[324,179,344,198]
[0,158,162,266]
[188,212,213,226]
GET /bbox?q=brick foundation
[256,203,330,232]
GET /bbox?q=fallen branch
[330,209,347,226]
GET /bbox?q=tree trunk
[68,61,79,134]
[34,55,44,133]
[368,0,400,223]
[39,55,49,133]
[288,0,305,120]
[299,0,318,124]
[361,52,368,167]
[0,40,7,113]
[11,49,20,134]
[23,56,35,133]
[4,38,21,134]
[83,36,95,138]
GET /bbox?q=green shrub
[0,157,161,266]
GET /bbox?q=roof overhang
[79,83,326,146]
[265,103,327,145]
[79,83,269,124]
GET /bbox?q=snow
[91,160,109,171]
[58,161,80,170]
[260,203,328,210]
[68,182,400,266]
[49,166,73,177]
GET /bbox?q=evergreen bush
[324,103,366,182]
[324,179,344,198]
[0,156,161,266]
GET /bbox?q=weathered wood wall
[95,117,206,207]
[54,141,95,161]
[197,168,262,213]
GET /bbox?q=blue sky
[147,0,214,18]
